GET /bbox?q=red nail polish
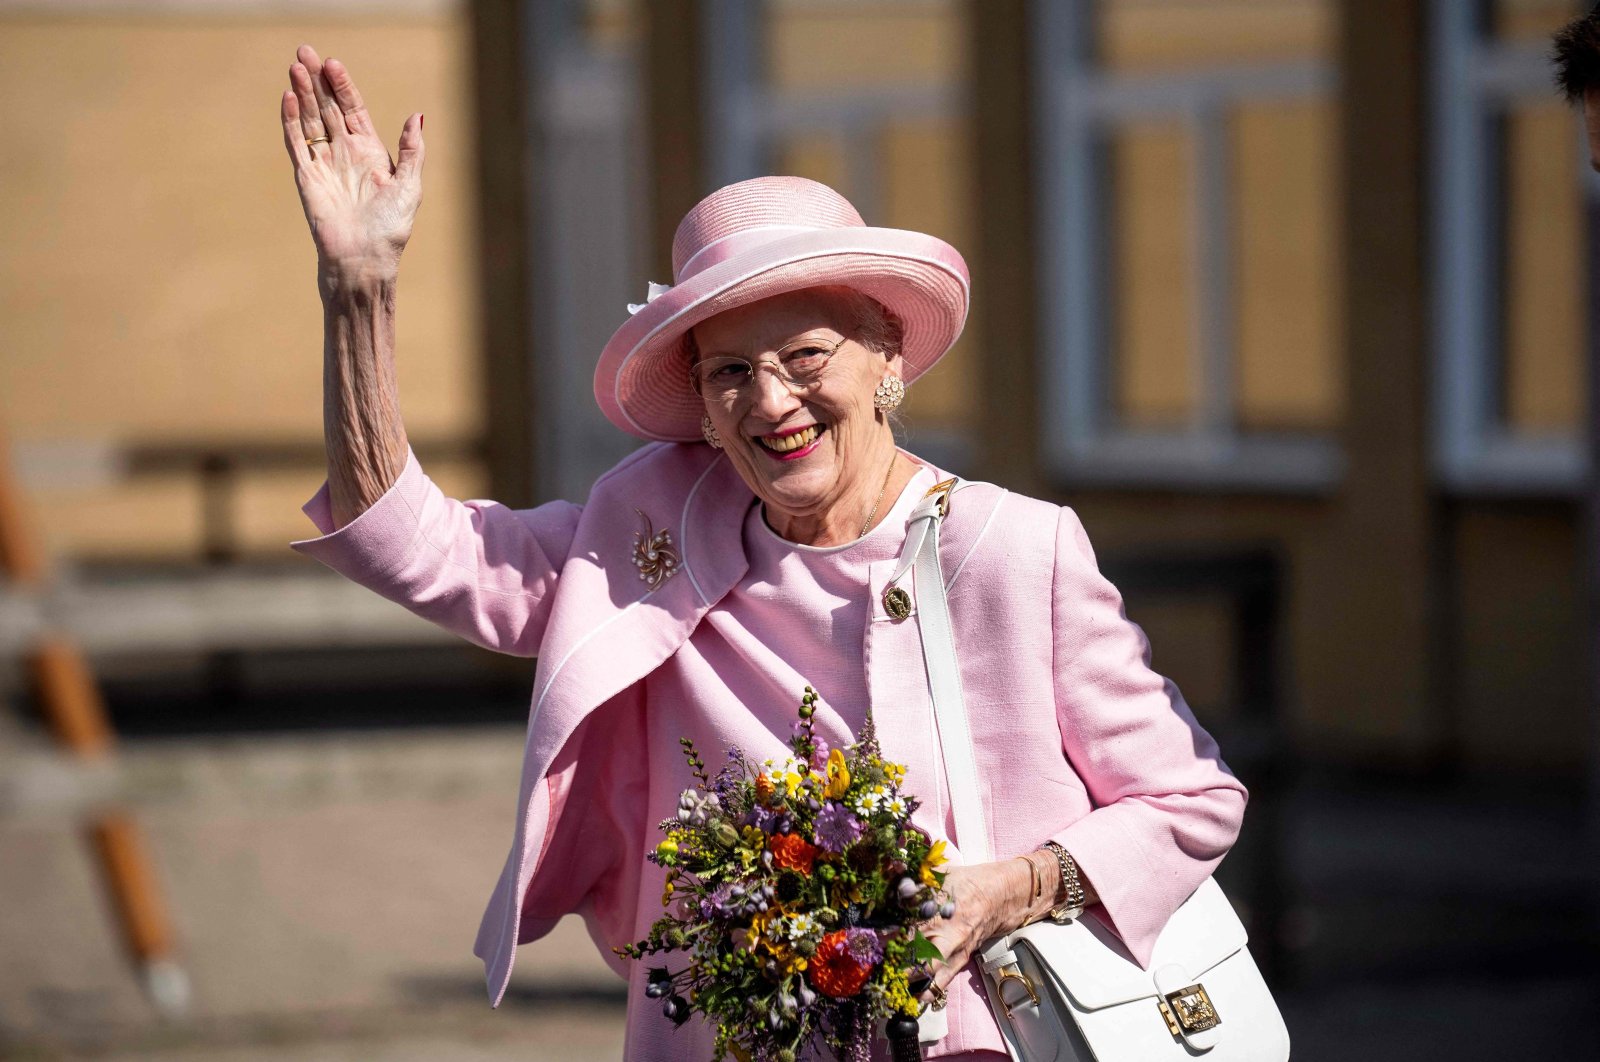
[420,114,425,130]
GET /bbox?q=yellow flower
[769,942,808,976]
[919,838,949,887]
[746,909,774,951]
[783,770,804,797]
[882,967,918,1016]
[824,748,851,799]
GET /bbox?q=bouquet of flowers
[616,687,953,1062]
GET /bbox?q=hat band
[676,224,828,282]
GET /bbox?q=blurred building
[7,0,1586,769]
[521,0,1594,782]
[0,0,1594,1055]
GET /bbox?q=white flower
[785,913,820,941]
[885,795,909,817]
[852,786,887,815]
[627,281,673,315]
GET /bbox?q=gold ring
[305,135,331,147]
[929,984,947,1011]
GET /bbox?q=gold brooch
[632,510,680,589]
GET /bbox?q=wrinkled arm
[320,275,410,529]
[291,444,581,658]
[280,44,425,526]
[1046,507,1248,968]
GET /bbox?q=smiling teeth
[761,426,820,452]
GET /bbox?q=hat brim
[594,227,970,441]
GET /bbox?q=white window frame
[524,0,651,500]
[1031,1,1343,491]
[701,0,972,470]
[1430,0,1591,495]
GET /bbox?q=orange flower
[768,832,818,875]
[808,929,872,998]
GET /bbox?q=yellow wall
[766,1,1349,437]
[768,1,975,433]
[1504,102,1587,433]
[0,9,484,560]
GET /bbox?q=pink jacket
[290,441,1245,1049]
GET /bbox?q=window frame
[698,0,973,469]
[1430,0,1591,496]
[1031,0,1344,492]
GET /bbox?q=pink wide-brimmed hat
[594,176,971,441]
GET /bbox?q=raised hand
[280,44,424,284]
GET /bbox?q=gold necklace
[858,454,898,540]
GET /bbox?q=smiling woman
[282,50,1247,1062]
[687,286,919,546]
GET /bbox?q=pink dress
[289,441,1245,1061]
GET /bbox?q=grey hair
[682,285,905,365]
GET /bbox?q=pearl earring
[873,375,905,412]
[701,415,723,449]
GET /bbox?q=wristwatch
[1041,841,1086,923]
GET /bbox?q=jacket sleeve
[1046,505,1248,968]
[288,444,582,658]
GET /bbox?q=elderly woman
[279,47,1245,1061]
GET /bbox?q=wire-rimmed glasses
[688,336,847,401]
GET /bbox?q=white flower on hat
[626,281,673,315]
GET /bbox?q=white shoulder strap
[891,478,1022,1046]
[886,477,992,865]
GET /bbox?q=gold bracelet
[1041,841,1086,923]
[1016,854,1043,925]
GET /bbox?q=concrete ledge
[0,728,622,1046]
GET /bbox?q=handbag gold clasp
[1157,982,1220,1037]
[995,962,1040,1017]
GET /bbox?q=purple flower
[812,801,863,853]
[844,927,884,965]
[810,736,831,770]
[700,881,738,920]
[746,804,784,833]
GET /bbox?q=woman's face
[692,288,902,536]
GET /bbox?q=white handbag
[887,478,1291,1061]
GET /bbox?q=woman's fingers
[394,113,425,186]
[322,58,374,137]
[280,90,312,167]
[289,62,326,146]
[926,932,965,994]
[295,44,347,140]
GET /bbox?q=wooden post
[968,0,1042,493]
[644,0,708,278]
[471,0,538,509]
[1332,0,1447,763]
[0,425,188,1014]
[1586,79,1600,897]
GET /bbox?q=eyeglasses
[688,336,847,401]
